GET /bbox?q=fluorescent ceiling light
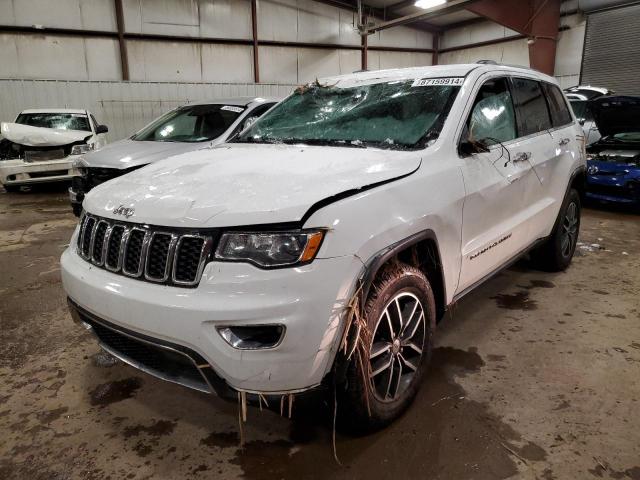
[415,0,446,8]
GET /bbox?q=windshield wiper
[279,138,367,148]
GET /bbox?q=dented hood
[81,138,207,169]
[0,122,90,146]
[84,143,420,227]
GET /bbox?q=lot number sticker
[412,77,464,87]
[221,105,244,113]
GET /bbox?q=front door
[456,76,540,293]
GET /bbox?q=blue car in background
[585,96,640,208]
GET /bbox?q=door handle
[558,138,570,146]
[513,152,531,163]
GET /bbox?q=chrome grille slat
[91,221,109,265]
[76,214,212,288]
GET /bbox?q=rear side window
[511,78,552,136]
[542,83,573,127]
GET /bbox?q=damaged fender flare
[359,229,445,310]
[329,229,444,386]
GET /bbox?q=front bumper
[586,178,640,205]
[0,158,78,185]
[61,240,362,394]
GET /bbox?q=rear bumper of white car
[61,233,362,395]
[0,158,77,186]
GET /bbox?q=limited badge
[411,77,465,87]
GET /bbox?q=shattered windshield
[235,79,461,150]
[132,104,244,143]
[15,113,91,132]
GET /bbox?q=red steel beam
[251,0,260,83]
[466,0,561,75]
[114,0,129,80]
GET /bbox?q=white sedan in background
[0,109,108,192]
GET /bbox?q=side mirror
[96,124,109,134]
[459,139,490,157]
[578,118,585,126]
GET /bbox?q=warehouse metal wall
[0,79,296,141]
[0,0,433,83]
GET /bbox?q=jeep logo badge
[113,205,135,218]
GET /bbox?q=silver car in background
[69,96,279,216]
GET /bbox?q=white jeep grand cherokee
[61,63,585,430]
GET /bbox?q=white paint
[62,64,585,393]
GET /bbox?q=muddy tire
[531,188,581,272]
[338,263,435,433]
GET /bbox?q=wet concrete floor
[1,185,639,479]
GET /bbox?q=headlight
[215,230,325,268]
[70,144,95,155]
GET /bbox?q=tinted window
[569,100,593,122]
[542,83,572,127]
[466,77,517,145]
[511,78,552,136]
[132,104,245,143]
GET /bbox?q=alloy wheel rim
[369,292,426,403]
[561,201,578,258]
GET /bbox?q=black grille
[92,222,108,263]
[146,233,173,280]
[76,214,212,287]
[174,237,205,284]
[106,226,124,269]
[124,230,146,275]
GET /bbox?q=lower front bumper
[586,191,639,205]
[0,158,77,185]
[68,299,234,397]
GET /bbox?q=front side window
[466,77,518,146]
[132,104,245,143]
[235,80,462,150]
[511,78,552,136]
[15,113,91,132]
[542,83,573,127]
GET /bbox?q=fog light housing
[217,325,285,350]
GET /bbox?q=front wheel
[338,263,435,433]
[531,188,581,271]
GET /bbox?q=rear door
[508,77,560,242]
[527,81,581,240]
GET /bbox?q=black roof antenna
[476,59,498,65]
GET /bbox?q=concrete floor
[1,185,639,480]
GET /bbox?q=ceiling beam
[365,0,482,33]
[384,0,418,11]
[312,0,443,33]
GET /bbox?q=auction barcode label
[412,77,465,87]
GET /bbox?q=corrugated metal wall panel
[0,79,295,141]
[581,3,640,94]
